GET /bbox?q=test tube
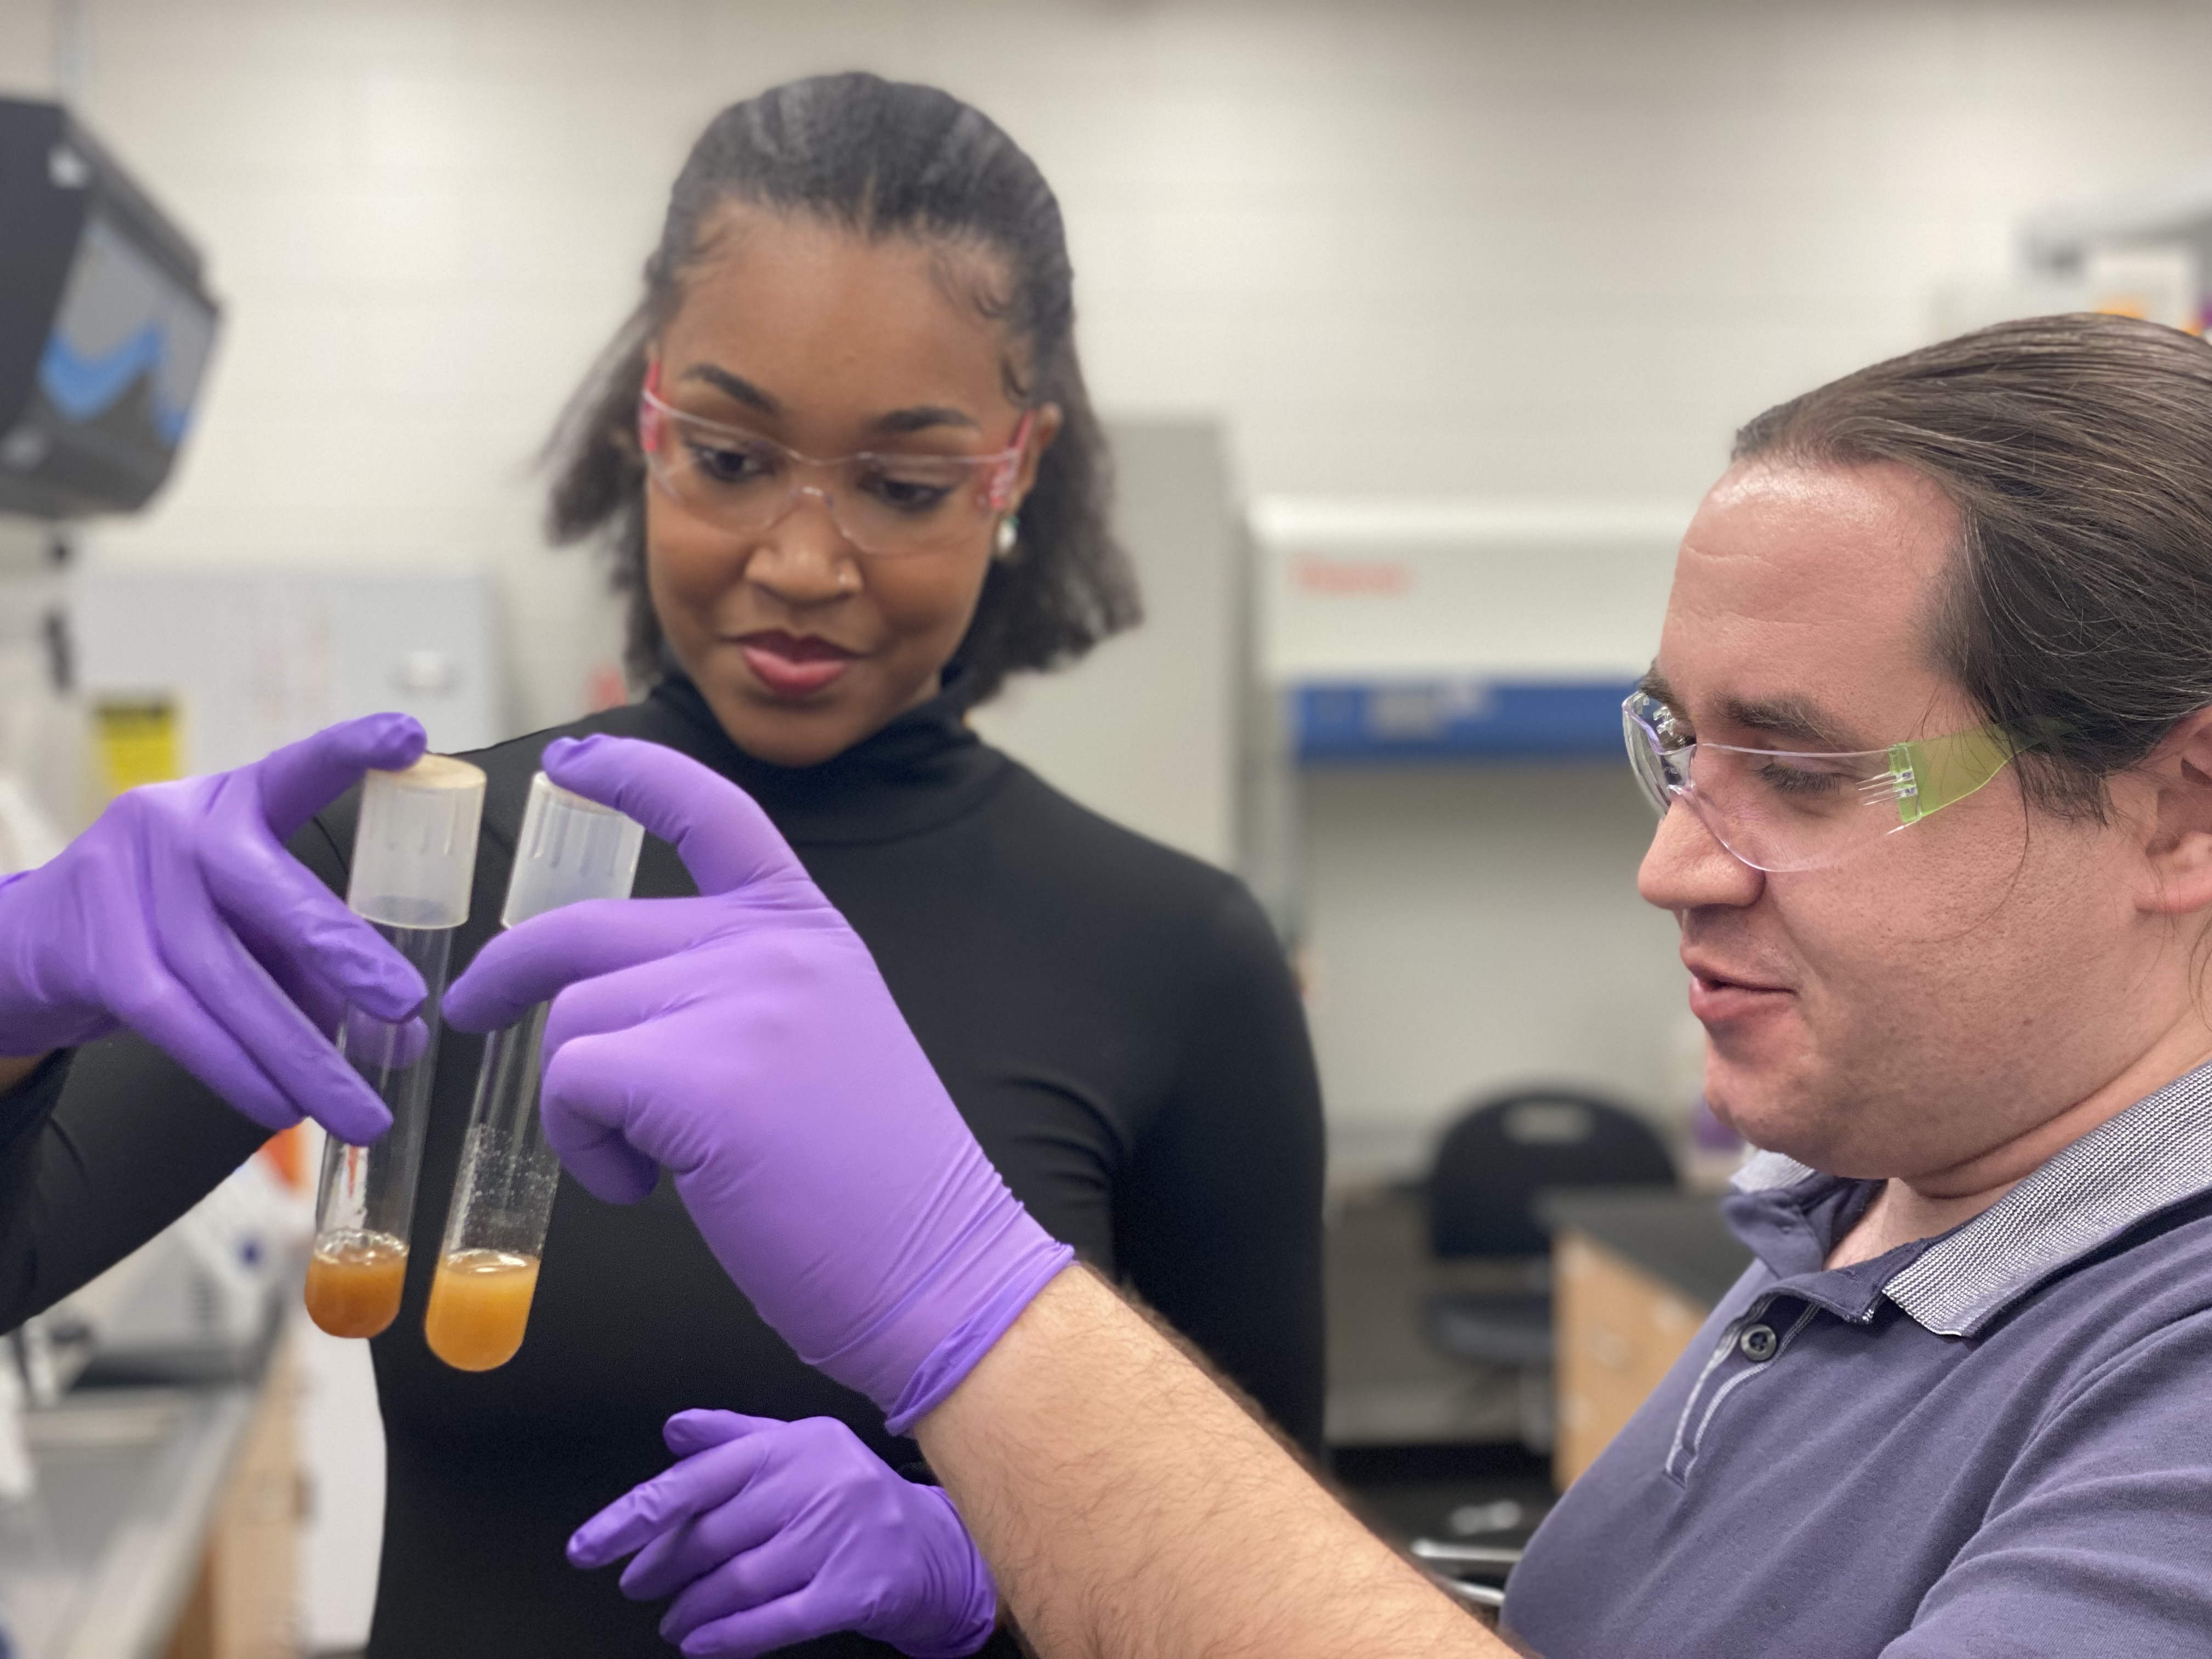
[304,755,488,1340]
[423,773,644,1372]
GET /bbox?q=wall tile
[48,0,2212,537]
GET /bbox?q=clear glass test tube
[424,773,644,1372]
[305,755,488,1340]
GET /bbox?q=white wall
[1250,504,1692,1173]
[10,0,2212,855]
[10,1,2212,559]
[8,0,2212,821]
[973,420,1240,867]
[1302,763,1688,1180]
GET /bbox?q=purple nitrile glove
[568,1410,995,1658]
[0,714,430,1142]
[442,734,1072,1429]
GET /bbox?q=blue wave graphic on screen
[38,325,193,443]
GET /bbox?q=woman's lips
[733,631,858,698]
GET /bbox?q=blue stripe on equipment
[1292,679,1635,764]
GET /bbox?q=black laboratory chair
[1423,1088,1677,1449]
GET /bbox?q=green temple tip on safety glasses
[1623,691,2062,873]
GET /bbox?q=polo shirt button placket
[1665,1305,1786,1483]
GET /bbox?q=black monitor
[0,98,221,520]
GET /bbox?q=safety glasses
[638,365,1033,558]
[1622,690,2047,873]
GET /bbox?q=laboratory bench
[1327,1182,1754,1526]
[1537,1189,1750,1488]
[1324,1186,1555,1567]
[0,1332,298,1659]
[1325,1186,1525,1448]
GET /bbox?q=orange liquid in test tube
[303,1235,409,1339]
[423,1250,542,1371]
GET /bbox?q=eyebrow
[871,405,978,436]
[1638,668,1866,751]
[1720,695,1865,751]
[676,364,979,438]
[681,364,778,417]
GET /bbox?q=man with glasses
[1506,314,2212,1655]
[447,311,2212,1657]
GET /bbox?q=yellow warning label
[93,697,182,798]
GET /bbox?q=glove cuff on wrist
[894,1485,1001,1659]
[789,1146,1076,1431]
[882,1233,1073,1435]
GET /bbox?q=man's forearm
[917,1267,1511,1659]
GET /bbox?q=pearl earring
[993,514,1020,561]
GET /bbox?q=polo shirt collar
[1727,1056,2212,1338]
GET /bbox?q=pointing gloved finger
[663,1410,775,1458]
[336,1008,431,1073]
[540,1009,772,1193]
[676,1590,837,1659]
[122,865,393,1137]
[532,948,794,1092]
[149,876,396,1142]
[659,1529,816,1646]
[536,1031,664,1204]
[442,897,714,1034]
[250,713,425,840]
[614,1526,699,1606]
[619,1447,796,1600]
[568,1430,777,1570]
[99,929,306,1133]
[201,833,427,1024]
[224,904,353,1040]
[537,952,699,1063]
[620,1530,720,1608]
[623,1502,785,1605]
[541,736,806,899]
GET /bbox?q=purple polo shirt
[1505,1058,2212,1657]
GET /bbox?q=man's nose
[743,489,861,605]
[1638,797,1764,912]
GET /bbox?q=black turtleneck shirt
[0,678,1327,1659]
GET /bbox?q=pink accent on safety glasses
[635,366,1036,558]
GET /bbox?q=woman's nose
[742,492,862,606]
[1638,797,1764,913]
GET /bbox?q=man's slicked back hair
[1734,313,2212,817]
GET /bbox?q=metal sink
[0,1384,255,1659]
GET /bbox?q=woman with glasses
[0,74,1323,1659]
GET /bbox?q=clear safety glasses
[1622,690,2046,873]
[638,368,1033,558]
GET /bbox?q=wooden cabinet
[162,1338,302,1659]
[1552,1229,1708,1488]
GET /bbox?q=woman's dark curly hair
[544,72,1139,704]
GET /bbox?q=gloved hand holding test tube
[424,771,645,1372]
[305,755,488,1339]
